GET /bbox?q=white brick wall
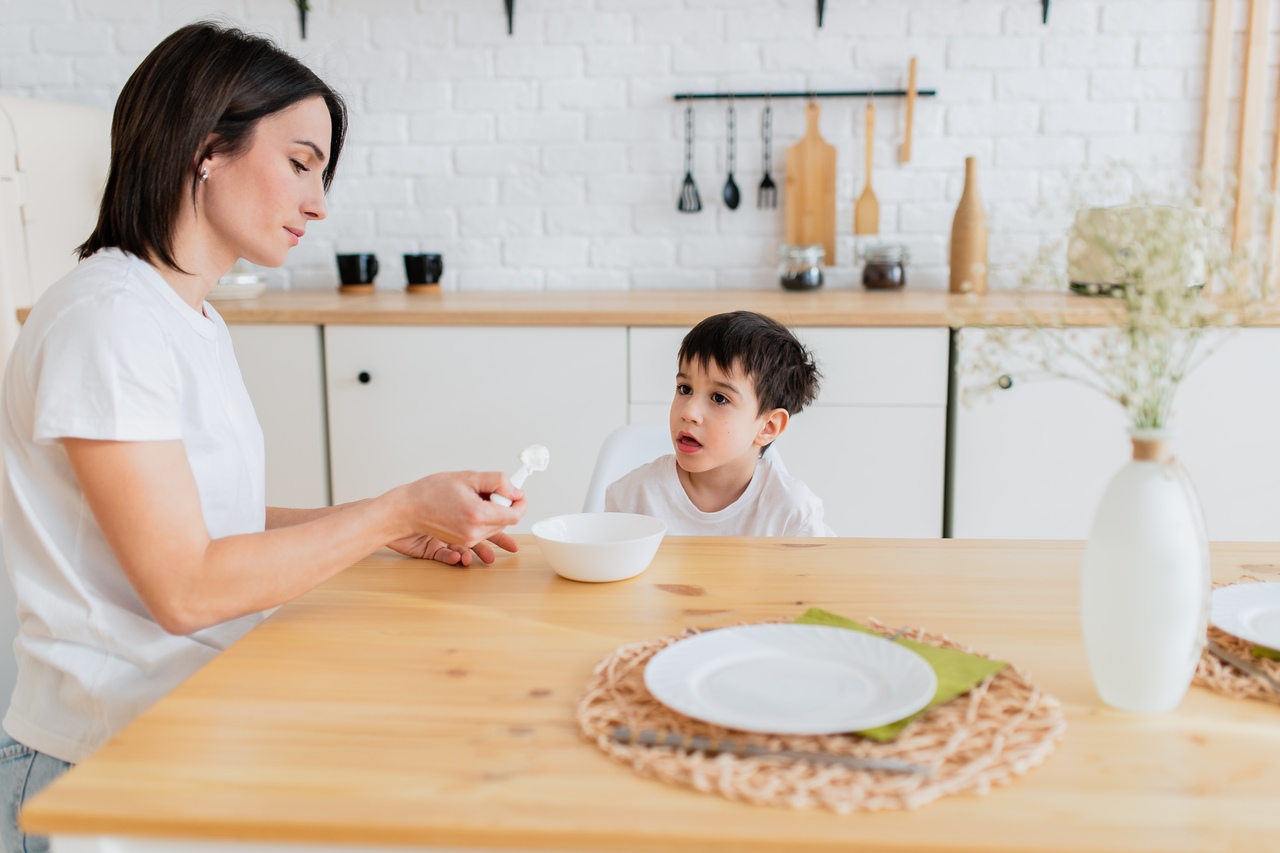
[0,0,1266,292]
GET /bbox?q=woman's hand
[387,533,520,566]
[387,470,526,548]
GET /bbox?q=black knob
[358,371,371,384]
[996,374,1013,390]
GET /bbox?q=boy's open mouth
[676,433,702,453]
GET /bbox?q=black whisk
[678,102,702,213]
[758,97,777,209]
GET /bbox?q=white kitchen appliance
[0,95,110,708]
[0,95,112,371]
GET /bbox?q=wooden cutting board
[784,102,837,265]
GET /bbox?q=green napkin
[795,607,1008,743]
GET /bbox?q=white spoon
[491,444,549,507]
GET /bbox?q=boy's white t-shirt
[604,454,836,537]
[0,248,268,765]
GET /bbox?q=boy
[605,311,835,536]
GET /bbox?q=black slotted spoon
[677,102,702,213]
[758,97,776,209]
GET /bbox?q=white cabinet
[227,324,330,509]
[952,327,1280,541]
[325,326,627,532]
[629,327,949,537]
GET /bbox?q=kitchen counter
[23,537,1280,853]
[18,288,1280,327]
[163,289,1168,327]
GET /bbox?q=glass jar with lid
[778,243,825,291]
[859,242,909,290]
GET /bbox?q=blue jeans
[0,734,71,853]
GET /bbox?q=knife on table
[611,726,931,775]
[1205,638,1280,694]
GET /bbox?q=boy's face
[669,357,780,476]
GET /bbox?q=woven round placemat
[1194,578,1280,707]
[575,619,1066,813]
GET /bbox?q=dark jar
[778,243,825,291]
[861,243,909,290]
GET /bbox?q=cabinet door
[1174,328,1280,541]
[228,324,330,508]
[326,326,627,532]
[782,407,945,538]
[630,327,949,537]
[952,327,1280,541]
[951,327,1125,539]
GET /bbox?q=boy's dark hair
[78,21,347,272]
[678,311,821,415]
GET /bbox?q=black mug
[404,253,443,285]
[337,253,379,285]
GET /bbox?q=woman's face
[200,96,331,268]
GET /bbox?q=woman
[0,22,525,850]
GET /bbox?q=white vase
[1080,430,1210,713]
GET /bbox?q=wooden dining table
[22,536,1280,853]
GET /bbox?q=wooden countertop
[149,289,1148,327]
[18,288,1280,327]
[23,537,1280,853]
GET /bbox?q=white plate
[643,624,938,735]
[1210,583,1280,650]
[207,281,266,300]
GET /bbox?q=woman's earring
[200,167,209,183]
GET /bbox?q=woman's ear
[193,133,220,181]
[755,408,790,448]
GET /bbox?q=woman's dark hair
[78,21,347,270]
[678,311,822,415]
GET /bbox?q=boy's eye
[711,392,730,405]
[676,384,692,396]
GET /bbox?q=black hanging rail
[674,89,935,101]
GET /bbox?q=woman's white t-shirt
[605,454,836,537]
[0,248,268,764]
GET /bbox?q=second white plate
[1210,582,1280,650]
[644,624,938,735]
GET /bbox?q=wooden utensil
[1270,112,1280,291]
[1234,0,1270,247]
[1200,0,1231,188]
[899,58,917,164]
[854,101,879,235]
[784,101,837,264]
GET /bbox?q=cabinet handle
[996,374,1013,390]
[358,371,371,384]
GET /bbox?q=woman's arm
[266,504,517,566]
[64,438,524,636]
[266,505,350,527]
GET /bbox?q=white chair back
[582,423,786,512]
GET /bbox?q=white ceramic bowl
[531,512,667,583]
